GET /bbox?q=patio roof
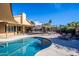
[0,3,17,24]
[14,13,34,27]
[0,3,34,27]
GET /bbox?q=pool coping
[0,33,60,42]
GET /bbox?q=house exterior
[0,3,34,38]
[14,13,33,34]
[32,25,43,33]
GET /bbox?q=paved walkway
[35,43,79,56]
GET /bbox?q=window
[5,25,17,32]
[14,26,16,32]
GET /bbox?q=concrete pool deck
[35,34,79,56]
[0,33,60,42]
[35,43,79,56]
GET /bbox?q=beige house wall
[21,13,32,26]
[14,15,22,24]
[14,13,33,26]
[0,23,18,38]
[0,23,5,33]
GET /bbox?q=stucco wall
[21,13,31,26]
[14,13,32,26]
[14,15,22,24]
[0,23,5,33]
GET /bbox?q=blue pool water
[0,37,51,56]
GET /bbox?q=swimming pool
[0,37,51,56]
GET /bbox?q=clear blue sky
[12,3,79,26]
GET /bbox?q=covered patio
[0,3,34,38]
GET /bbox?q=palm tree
[76,22,79,27]
[67,22,76,29]
[42,19,53,33]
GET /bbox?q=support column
[14,25,17,35]
[6,24,8,38]
[16,26,18,35]
[23,26,25,34]
[14,26,15,35]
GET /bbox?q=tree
[76,22,79,27]
[67,21,79,29]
